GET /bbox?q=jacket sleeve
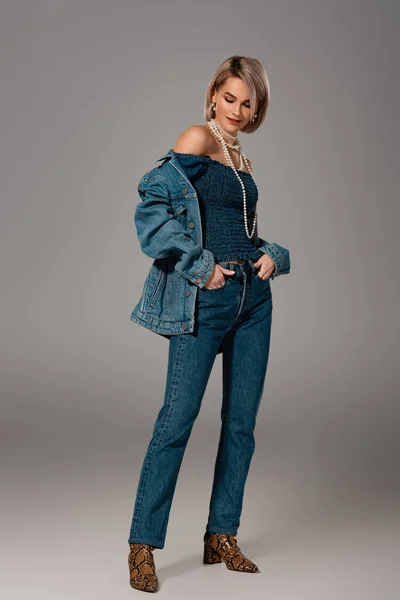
[257,236,291,280]
[133,171,215,288]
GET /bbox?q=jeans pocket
[254,271,272,292]
[200,276,232,292]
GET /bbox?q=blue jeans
[128,259,273,548]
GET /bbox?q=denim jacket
[130,148,290,349]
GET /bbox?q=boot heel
[203,542,223,564]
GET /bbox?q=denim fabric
[130,148,290,342]
[173,152,263,261]
[128,258,273,548]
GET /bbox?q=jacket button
[188,222,195,228]
[182,187,188,194]
[181,323,187,330]
[185,290,191,297]
[196,277,202,283]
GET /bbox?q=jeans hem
[206,525,238,536]
[128,537,165,549]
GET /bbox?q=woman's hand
[253,254,276,280]
[204,265,235,290]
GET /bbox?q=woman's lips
[227,117,241,124]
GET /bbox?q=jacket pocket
[171,197,188,228]
[140,262,168,313]
[147,268,167,308]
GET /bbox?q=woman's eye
[224,98,251,109]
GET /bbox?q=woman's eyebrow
[224,92,250,102]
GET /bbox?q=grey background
[1,1,399,598]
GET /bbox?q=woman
[127,55,290,592]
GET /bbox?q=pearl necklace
[216,122,238,141]
[207,118,257,239]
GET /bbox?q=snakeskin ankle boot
[203,531,260,573]
[128,542,159,592]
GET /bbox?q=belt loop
[247,258,255,274]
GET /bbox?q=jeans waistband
[217,258,258,275]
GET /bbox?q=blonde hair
[204,55,270,134]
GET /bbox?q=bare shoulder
[173,124,213,156]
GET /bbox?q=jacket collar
[153,148,175,163]
[152,148,195,190]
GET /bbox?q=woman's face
[211,76,254,133]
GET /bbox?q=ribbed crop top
[174,153,263,262]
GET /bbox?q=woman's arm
[254,218,290,279]
[134,171,215,288]
[257,236,291,279]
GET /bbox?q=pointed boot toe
[203,531,260,573]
